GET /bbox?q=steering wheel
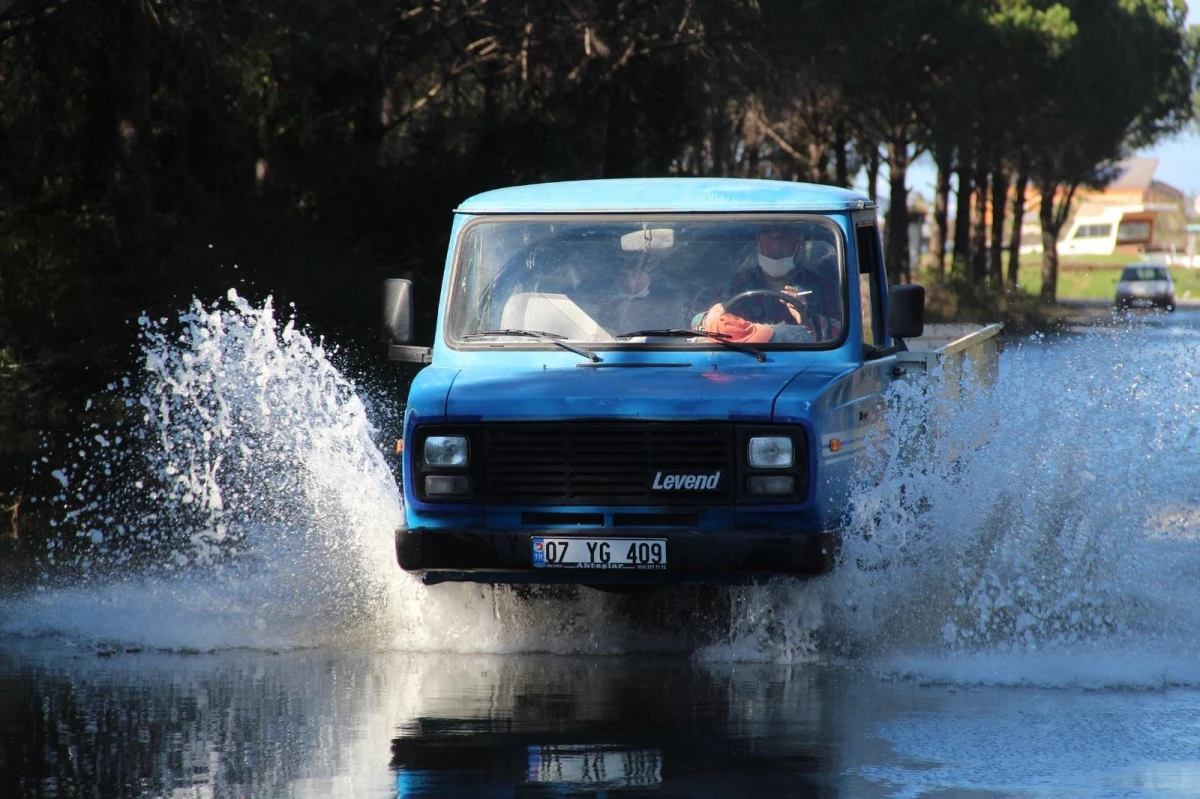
[723,288,811,324]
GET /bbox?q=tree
[1023,0,1193,302]
[827,0,979,284]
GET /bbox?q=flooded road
[5,643,1200,798]
[2,296,1199,797]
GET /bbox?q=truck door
[849,214,895,483]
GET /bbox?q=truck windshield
[446,215,846,348]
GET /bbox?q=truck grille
[481,422,735,505]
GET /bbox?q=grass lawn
[1011,255,1200,301]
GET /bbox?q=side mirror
[383,279,414,344]
[887,284,925,340]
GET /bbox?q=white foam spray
[710,318,1200,686]
[5,291,418,649]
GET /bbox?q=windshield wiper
[616,328,766,362]
[463,329,602,363]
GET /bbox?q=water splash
[700,318,1200,684]
[4,291,720,655]
[696,579,826,664]
[8,290,413,649]
[826,320,1200,685]
[7,298,1200,683]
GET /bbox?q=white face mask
[757,252,796,278]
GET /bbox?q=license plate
[531,537,667,570]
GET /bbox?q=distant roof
[455,178,873,214]
[1107,157,1159,192]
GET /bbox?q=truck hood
[443,363,813,422]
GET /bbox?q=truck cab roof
[455,178,874,215]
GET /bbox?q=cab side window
[855,223,884,348]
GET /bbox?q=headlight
[424,435,469,467]
[748,436,794,468]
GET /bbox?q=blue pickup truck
[382,178,1001,587]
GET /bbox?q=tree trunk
[588,84,615,178]
[988,167,1008,286]
[1007,167,1029,291]
[1038,183,1061,303]
[712,107,729,176]
[575,64,613,178]
[930,148,951,277]
[353,38,388,174]
[884,134,910,285]
[834,119,848,188]
[970,163,989,284]
[865,145,880,205]
[805,137,827,184]
[256,75,276,188]
[952,161,972,274]
[112,0,156,297]
[745,139,761,178]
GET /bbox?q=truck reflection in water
[396,741,662,796]
[0,643,843,798]
[388,654,835,798]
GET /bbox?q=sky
[896,3,1200,205]
[1137,1,1200,195]
[1134,128,1200,196]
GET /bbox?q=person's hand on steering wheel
[699,302,728,332]
[710,288,811,328]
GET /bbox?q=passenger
[592,256,657,332]
[612,259,652,299]
[533,251,586,294]
[693,226,841,343]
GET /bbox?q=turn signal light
[425,475,471,496]
[747,475,794,495]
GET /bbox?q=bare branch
[384,40,501,131]
[747,109,804,164]
[0,491,18,539]
[0,0,70,25]
[0,0,72,43]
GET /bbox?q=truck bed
[896,322,1004,400]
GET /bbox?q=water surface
[2,297,1199,797]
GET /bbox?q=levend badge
[651,470,721,491]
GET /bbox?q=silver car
[1115,265,1175,312]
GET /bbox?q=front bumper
[396,527,838,586]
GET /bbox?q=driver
[692,225,825,343]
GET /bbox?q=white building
[1022,157,1188,258]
